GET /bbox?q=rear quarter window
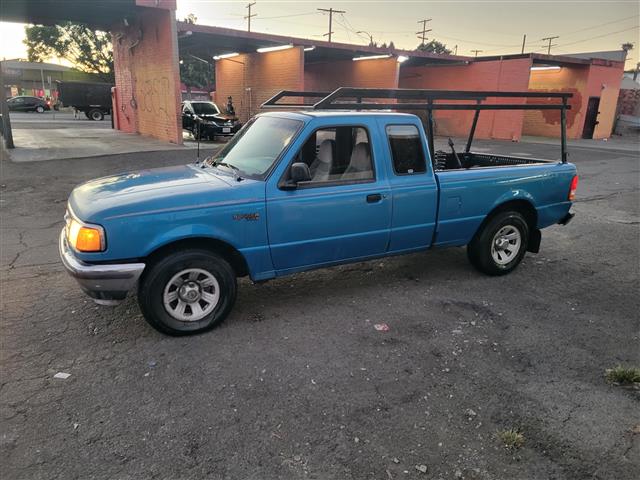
[386,125,427,175]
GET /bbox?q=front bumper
[200,123,241,137]
[59,229,145,305]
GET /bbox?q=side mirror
[282,162,311,190]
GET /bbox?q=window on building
[386,125,427,175]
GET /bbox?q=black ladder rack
[262,87,573,163]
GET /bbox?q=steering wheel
[448,138,463,169]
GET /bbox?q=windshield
[206,116,302,177]
[191,102,220,115]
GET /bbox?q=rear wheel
[88,108,104,121]
[138,249,237,335]
[467,211,529,275]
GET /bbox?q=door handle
[366,193,383,203]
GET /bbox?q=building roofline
[176,21,471,62]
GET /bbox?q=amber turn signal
[75,227,103,252]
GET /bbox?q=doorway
[582,97,600,139]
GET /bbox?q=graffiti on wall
[136,75,172,119]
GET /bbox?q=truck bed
[434,150,555,170]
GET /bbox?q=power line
[557,24,639,48]
[416,18,432,45]
[244,2,257,32]
[471,49,483,57]
[317,7,346,42]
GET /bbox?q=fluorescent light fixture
[353,54,392,61]
[256,44,293,53]
[397,55,410,63]
[531,65,561,71]
[213,52,239,60]
[304,46,316,52]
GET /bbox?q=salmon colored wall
[304,57,400,92]
[586,63,625,139]
[111,6,182,143]
[399,58,532,140]
[524,66,589,139]
[215,47,304,123]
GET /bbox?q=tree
[621,42,634,52]
[184,13,198,24]
[24,23,114,82]
[180,55,214,91]
[415,39,452,55]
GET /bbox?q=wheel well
[473,200,538,240]
[144,237,250,277]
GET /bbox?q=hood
[69,164,259,223]
[195,113,236,122]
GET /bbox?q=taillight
[568,175,578,201]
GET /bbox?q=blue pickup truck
[60,89,577,335]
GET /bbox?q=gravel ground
[1,138,638,480]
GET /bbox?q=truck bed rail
[262,88,572,163]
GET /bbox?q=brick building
[179,23,626,142]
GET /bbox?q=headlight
[66,212,106,252]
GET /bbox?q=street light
[357,30,374,46]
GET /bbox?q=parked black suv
[182,101,241,140]
[7,96,51,113]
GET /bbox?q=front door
[267,124,392,273]
[582,97,600,139]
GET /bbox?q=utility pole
[521,34,527,54]
[471,49,483,58]
[416,18,432,46]
[318,7,346,42]
[541,35,559,55]
[454,45,458,55]
[245,2,257,32]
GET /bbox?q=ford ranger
[60,88,577,335]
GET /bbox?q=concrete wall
[215,47,305,123]
[111,3,182,143]
[304,57,400,92]
[399,58,532,140]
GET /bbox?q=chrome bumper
[59,229,145,305]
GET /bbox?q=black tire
[35,105,45,113]
[138,249,237,336]
[88,108,104,121]
[467,211,529,276]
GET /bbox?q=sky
[1,0,638,67]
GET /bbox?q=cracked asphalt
[1,137,638,480]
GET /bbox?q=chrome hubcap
[491,225,522,265]
[163,268,220,322]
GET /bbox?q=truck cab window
[386,125,427,175]
[295,126,374,183]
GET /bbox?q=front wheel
[36,105,45,113]
[138,250,237,335]
[467,211,529,276]
[88,108,104,121]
